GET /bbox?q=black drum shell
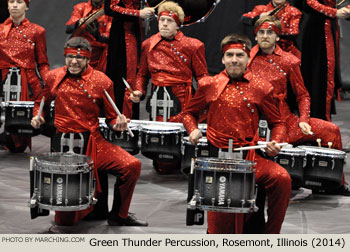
[4,103,40,136]
[110,128,140,155]
[141,129,183,162]
[303,154,344,190]
[181,137,210,175]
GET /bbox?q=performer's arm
[191,43,209,81]
[34,28,50,81]
[260,87,287,143]
[134,42,150,97]
[66,4,84,34]
[104,0,139,20]
[288,64,311,124]
[283,10,302,35]
[306,0,337,18]
[241,5,268,25]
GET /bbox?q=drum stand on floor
[3,67,21,102]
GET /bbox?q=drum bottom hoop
[181,145,210,174]
[303,176,342,190]
[141,147,181,161]
[5,124,40,137]
[200,205,258,214]
[37,200,93,211]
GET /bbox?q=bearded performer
[31,37,147,227]
[242,0,302,58]
[0,0,49,153]
[66,0,112,73]
[249,15,350,195]
[301,0,350,121]
[182,33,291,234]
[130,1,208,174]
[104,0,154,119]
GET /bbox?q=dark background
[16,0,349,88]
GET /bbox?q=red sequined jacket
[0,18,49,100]
[248,45,310,123]
[182,70,286,149]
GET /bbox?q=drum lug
[312,156,316,167]
[227,198,231,208]
[195,146,198,157]
[181,144,185,155]
[28,188,39,208]
[241,199,245,208]
[126,132,130,141]
[11,107,14,118]
[331,159,335,170]
[303,157,307,168]
[211,198,215,207]
[161,135,164,145]
[65,199,69,205]
[146,134,149,144]
[176,134,179,145]
[27,107,30,119]
[291,156,295,168]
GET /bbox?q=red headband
[158,11,181,26]
[64,48,91,58]
[222,43,250,55]
[255,22,281,35]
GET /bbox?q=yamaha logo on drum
[218,176,227,205]
[56,177,64,205]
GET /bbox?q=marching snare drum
[298,146,346,190]
[273,146,306,189]
[181,136,210,175]
[190,157,257,213]
[4,101,40,136]
[140,124,184,162]
[30,152,95,211]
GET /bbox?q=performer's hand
[31,116,45,129]
[78,18,86,26]
[298,122,312,135]
[189,129,202,145]
[260,11,272,18]
[264,140,281,157]
[140,7,155,19]
[336,7,350,19]
[113,114,130,131]
[130,90,143,103]
[86,20,99,37]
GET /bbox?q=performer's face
[256,28,279,51]
[222,48,249,79]
[158,16,179,40]
[8,0,28,19]
[272,0,286,6]
[65,54,90,76]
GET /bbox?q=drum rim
[5,101,34,106]
[279,148,306,156]
[34,152,93,173]
[183,136,207,145]
[297,145,346,158]
[194,157,256,171]
[141,124,183,133]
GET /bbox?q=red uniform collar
[3,17,30,38]
[149,31,184,51]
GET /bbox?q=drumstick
[151,0,166,9]
[122,77,136,96]
[328,142,333,149]
[316,138,322,147]
[196,125,204,139]
[337,0,347,7]
[37,96,45,121]
[308,130,314,136]
[233,142,288,151]
[104,90,134,138]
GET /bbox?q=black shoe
[107,213,148,226]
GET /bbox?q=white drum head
[297,145,346,158]
[141,124,182,134]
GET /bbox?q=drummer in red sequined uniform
[131,1,208,120]
[31,37,148,226]
[0,0,49,153]
[301,0,350,121]
[249,16,350,195]
[104,0,154,119]
[182,33,291,234]
[242,0,302,58]
[66,0,112,73]
[130,1,208,174]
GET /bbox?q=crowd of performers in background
[1,0,350,233]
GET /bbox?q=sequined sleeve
[106,0,140,18]
[289,64,311,123]
[242,5,267,19]
[307,0,337,18]
[260,86,287,143]
[134,41,150,95]
[182,78,210,134]
[191,43,209,81]
[34,27,49,80]
[33,72,55,117]
[66,3,84,25]
[284,8,302,35]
